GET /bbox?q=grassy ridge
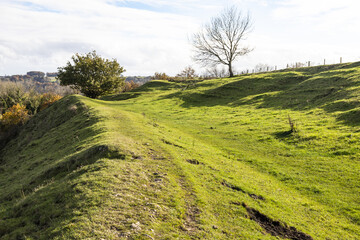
[1,62,360,239]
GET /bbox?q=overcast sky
[1,0,359,76]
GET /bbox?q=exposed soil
[222,181,265,201]
[242,203,313,240]
[161,138,184,149]
[248,193,265,201]
[186,159,203,165]
[221,180,246,193]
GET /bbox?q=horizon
[1,0,359,76]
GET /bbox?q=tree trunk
[228,63,234,78]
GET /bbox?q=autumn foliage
[0,81,63,133]
[122,81,140,92]
[153,72,171,80]
[0,104,29,129]
[39,93,62,111]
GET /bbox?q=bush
[0,82,27,113]
[153,72,172,80]
[57,51,126,98]
[122,81,140,92]
[39,93,62,111]
[0,104,29,130]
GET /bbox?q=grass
[1,62,360,239]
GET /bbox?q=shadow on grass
[101,92,141,101]
[273,130,293,139]
[101,80,180,102]
[158,62,360,126]
[0,143,126,239]
[0,96,124,239]
[336,109,360,126]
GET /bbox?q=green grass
[1,62,360,239]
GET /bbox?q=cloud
[273,0,360,22]
[0,0,359,76]
[0,0,205,75]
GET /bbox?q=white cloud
[274,0,359,17]
[0,0,359,76]
[240,0,360,71]
[0,0,204,75]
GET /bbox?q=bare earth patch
[242,203,313,240]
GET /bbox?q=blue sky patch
[20,1,60,13]
[111,1,177,14]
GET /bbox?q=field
[1,62,360,239]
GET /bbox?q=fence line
[237,57,349,75]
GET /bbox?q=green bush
[57,51,126,98]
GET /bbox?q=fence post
[308,61,310,67]
[324,59,326,65]
[340,57,342,64]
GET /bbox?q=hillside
[1,62,360,239]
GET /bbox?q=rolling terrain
[1,62,360,239]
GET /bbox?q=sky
[0,0,359,76]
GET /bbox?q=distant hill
[1,62,359,239]
[125,76,152,85]
[0,71,59,83]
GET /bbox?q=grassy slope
[1,62,360,239]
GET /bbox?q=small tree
[192,6,253,77]
[57,51,125,98]
[176,66,198,80]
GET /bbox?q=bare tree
[192,6,253,78]
[203,66,227,79]
[176,66,198,80]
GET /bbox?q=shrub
[122,81,140,92]
[39,93,62,111]
[1,104,29,130]
[57,51,126,98]
[153,72,172,80]
[0,82,27,112]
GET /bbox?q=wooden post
[267,67,269,72]
[340,57,342,64]
[324,59,326,65]
[308,61,310,67]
